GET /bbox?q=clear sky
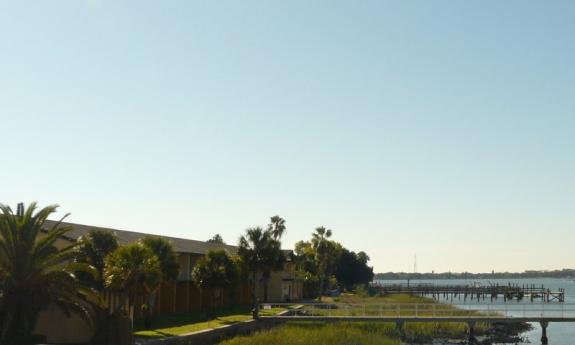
[1,1,574,273]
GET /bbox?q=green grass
[219,322,401,345]
[136,294,507,343]
[218,294,495,344]
[133,305,286,338]
[218,320,482,345]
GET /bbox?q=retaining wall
[135,318,286,345]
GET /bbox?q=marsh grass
[219,322,401,345]
[219,294,493,344]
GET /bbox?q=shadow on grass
[133,305,256,338]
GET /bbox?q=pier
[371,282,566,302]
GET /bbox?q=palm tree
[0,203,98,345]
[237,227,283,319]
[103,243,162,317]
[262,215,287,300]
[311,226,332,301]
[192,250,239,313]
[103,243,162,345]
[139,236,179,328]
[73,229,119,291]
[140,236,179,281]
[268,215,286,240]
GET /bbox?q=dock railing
[260,302,575,320]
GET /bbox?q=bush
[355,284,376,297]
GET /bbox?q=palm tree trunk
[251,271,259,319]
[318,274,324,302]
[199,288,203,311]
[143,293,155,329]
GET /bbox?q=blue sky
[1,1,574,272]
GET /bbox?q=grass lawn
[134,305,287,338]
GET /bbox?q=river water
[375,278,575,344]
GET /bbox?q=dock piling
[540,321,549,344]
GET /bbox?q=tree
[73,229,119,291]
[335,248,374,291]
[104,243,162,319]
[357,251,369,264]
[140,236,179,281]
[267,215,286,240]
[294,240,320,298]
[261,215,287,300]
[207,234,225,244]
[138,236,179,329]
[237,227,283,318]
[0,203,98,345]
[192,250,239,312]
[311,226,335,300]
[294,240,317,275]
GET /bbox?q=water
[375,278,575,344]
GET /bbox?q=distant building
[37,221,303,344]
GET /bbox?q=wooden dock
[371,282,566,302]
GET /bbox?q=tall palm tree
[268,215,286,240]
[0,203,98,345]
[263,215,287,300]
[237,227,283,319]
[311,226,333,301]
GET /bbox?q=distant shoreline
[375,270,575,281]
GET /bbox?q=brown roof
[44,220,239,255]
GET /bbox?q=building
[35,220,303,344]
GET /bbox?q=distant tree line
[375,269,575,280]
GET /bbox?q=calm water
[376,278,575,344]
